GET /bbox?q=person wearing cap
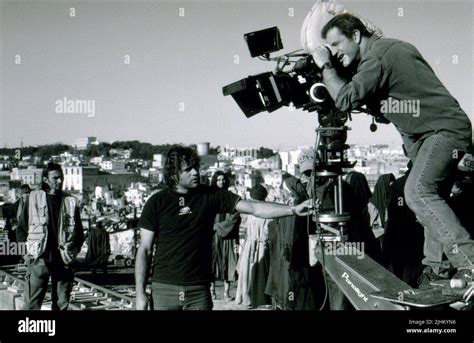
[265,174,328,310]
[235,184,272,308]
[297,148,382,309]
[311,13,473,287]
[298,147,381,257]
[297,148,317,189]
[135,145,313,310]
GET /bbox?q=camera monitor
[244,26,283,57]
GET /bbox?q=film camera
[222,26,352,169]
[223,27,345,116]
[223,26,354,243]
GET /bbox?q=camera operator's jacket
[335,35,472,160]
[20,189,84,265]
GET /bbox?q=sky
[0,0,472,150]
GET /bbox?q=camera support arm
[316,245,409,310]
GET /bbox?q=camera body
[223,26,352,169]
[223,26,342,119]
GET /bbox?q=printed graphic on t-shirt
[179,206,192,216]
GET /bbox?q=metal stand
[310,124,354,243]
[307,121,471,310]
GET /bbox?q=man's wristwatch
[290,206,297,216]
[322,61,333,70]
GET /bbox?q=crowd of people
[210,151,473,310]
[3,145,471,311]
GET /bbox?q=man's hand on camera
[312,46,331,69]
[294,199,314,216]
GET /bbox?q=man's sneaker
[450,268,473,288]
[417,266,447,289]
[438,268,474,297]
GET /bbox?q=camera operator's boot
[417,266,448,289]
[443,268,473,296]
[451,268,473,286]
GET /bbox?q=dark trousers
[151,282,213,310]
[24,257,74,311]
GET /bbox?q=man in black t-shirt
[135,145,313,310]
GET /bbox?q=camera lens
[309,83,329,103]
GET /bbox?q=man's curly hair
[164,145,200,188]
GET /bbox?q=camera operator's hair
[164,145,200,188]
[321,13,372,40]
[211,171,230,190]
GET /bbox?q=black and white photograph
[0,0,473,339]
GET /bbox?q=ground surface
[75,266,256,310]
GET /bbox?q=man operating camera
[311,13,473,287]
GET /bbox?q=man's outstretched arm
[135,228,155,310]
[235,199,313,219]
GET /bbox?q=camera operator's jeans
[404,133,474,275]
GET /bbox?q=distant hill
[0,141,275,161]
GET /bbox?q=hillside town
[0,137,409,214]
[0,136,409,272]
